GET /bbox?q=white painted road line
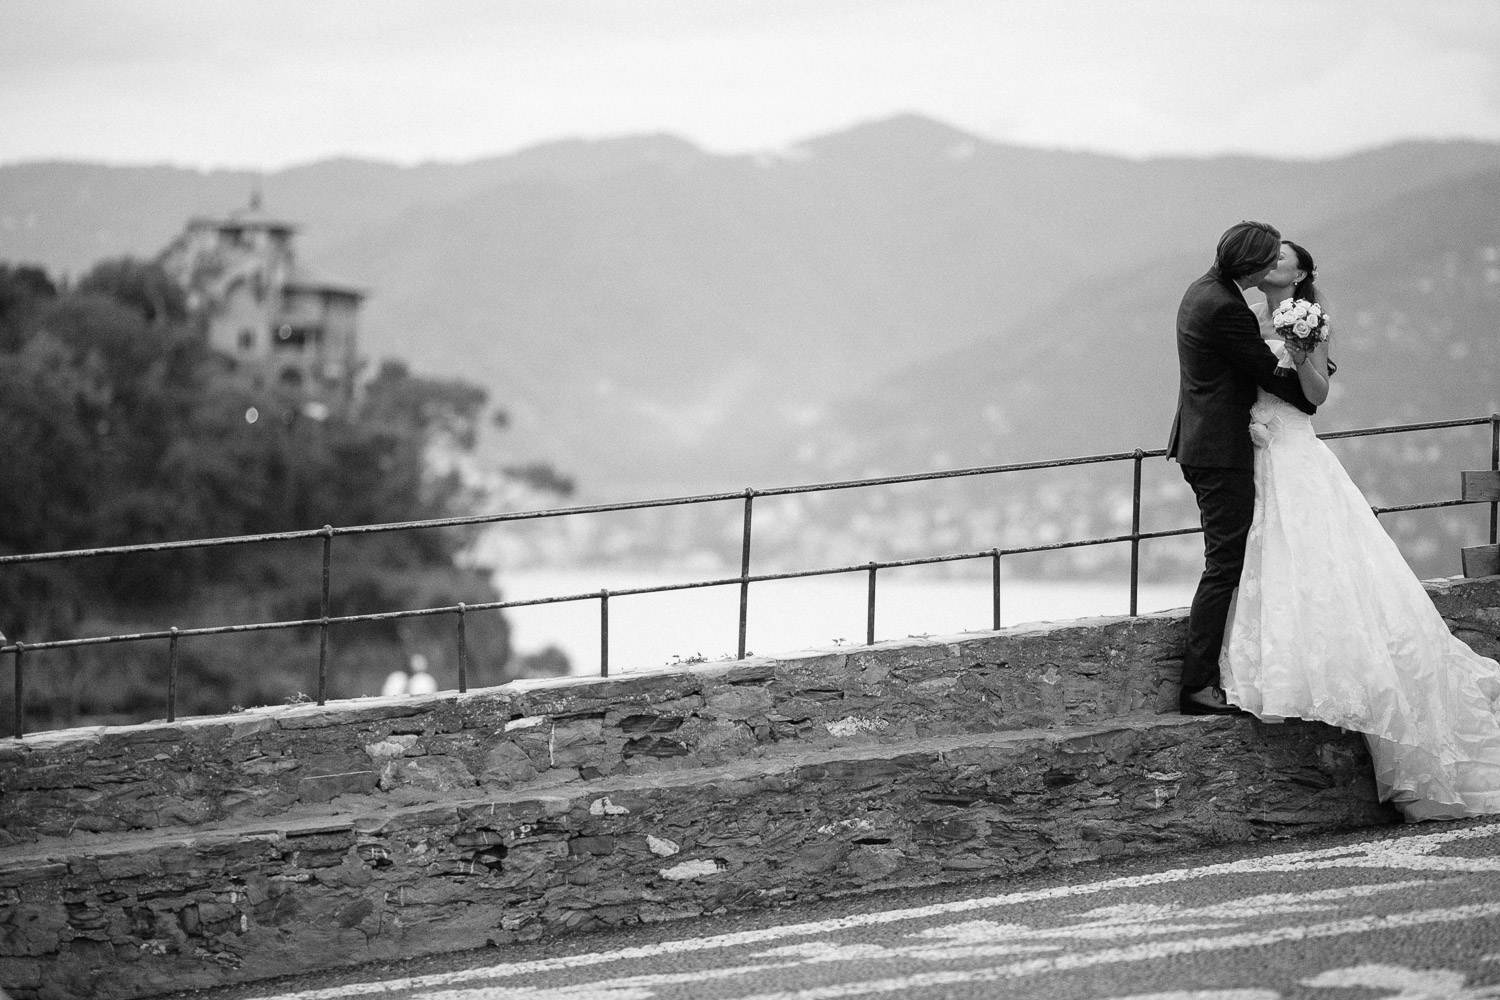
[692,903,1500,1000]
[239,822,1500,1000]
[405,960,798,1000]
[382,903,1500,1000]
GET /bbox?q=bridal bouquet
[1270,298,1329,374]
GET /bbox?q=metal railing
[4,413,1498,738]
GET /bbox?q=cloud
[1,0,1498,168]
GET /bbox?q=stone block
[236,755,301,777]
[844,845,903,883]
[703,686,773,720]
[0,904,68,956]
[378,756,476,794]
[96,855,164,881]
[687,658,781,685]
[479,742,540,787]
[296,771,379,803]
[363,735,420,761]
[568,836,617,856]
[0,956,43,992]
[550,718,617,775]
[615,712,685,735]
[0,861,68,885]
[277,701,437,730]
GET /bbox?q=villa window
[273,325,324,350]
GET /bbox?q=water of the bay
[496,567,1198,676]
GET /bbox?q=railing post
[455,603,468,694]
[1130,449,1144,617]
[737,489,755,660]
[1490,413,1498,545]
[866,563,878,646]
[599,589,610,677]
[317,525,333,705]
[11,642,22,740]
[167,628,179,723]
[991,549,1002,630]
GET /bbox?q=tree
[0,257,539,732]
[360,359,490,450]
[75,257,189,327]
[0,264,56,352]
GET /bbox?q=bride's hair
[1284,240,1336,376]
[1284,241,1320,303]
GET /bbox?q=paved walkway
[159,818,1500,1000]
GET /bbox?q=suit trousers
[1179,464,1255,691]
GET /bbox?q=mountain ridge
[4,115,1499,504]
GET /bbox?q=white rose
[1293,320,1311,336]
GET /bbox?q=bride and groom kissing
[1167,220,1500,822]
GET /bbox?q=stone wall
[1,575,1497,1000]
[0,607,1201,848]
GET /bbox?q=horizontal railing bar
[0,458,1140,568]
[0,527,339,565]
[2,488,1488,657]
[6,492,1473,658]
[3,415,1489,569]
[1371,497,1479,515]
[0,546,1145,655]
[1317,416,1493,440]
[0,618,320,651]
[753,450,1145,495]
[2,487,1487,657]
[0,497,745,567]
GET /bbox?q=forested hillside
[0,260,563,733]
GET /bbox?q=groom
[1167,221,1317,715]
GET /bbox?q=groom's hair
[1213,221,1282,280]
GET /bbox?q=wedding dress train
[1220,356,1500,821]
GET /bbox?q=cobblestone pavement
[163,819,1500,1000]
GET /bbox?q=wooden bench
[1461,470,1500,578]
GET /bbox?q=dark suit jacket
[1166,270,1316,469]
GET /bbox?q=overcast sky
[4,0,1499,170]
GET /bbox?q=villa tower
[158,194,364,409]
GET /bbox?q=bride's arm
[1288,334,1330,406]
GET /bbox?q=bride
[1220,240,1500,821]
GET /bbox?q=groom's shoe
[1179,685,1243,716]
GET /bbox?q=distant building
[158,194,364,407]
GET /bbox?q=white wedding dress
[1220,337,1500,821]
